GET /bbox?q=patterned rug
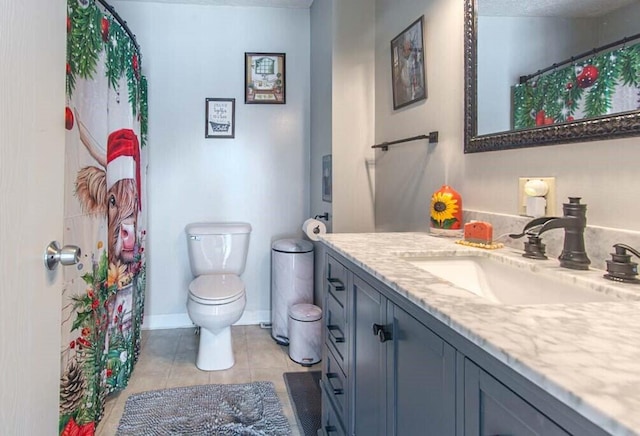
[283,371,321,436]
[116,381,292,435]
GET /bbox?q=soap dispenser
[604,244,640,284]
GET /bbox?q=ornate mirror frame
[464,0,640,153]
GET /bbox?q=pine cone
[60,360,86,415]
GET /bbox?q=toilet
[185,222,251,371]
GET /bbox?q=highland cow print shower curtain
[59,0,148,433]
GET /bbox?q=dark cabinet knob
[372,323,392,342]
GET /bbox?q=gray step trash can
[288,303,322,366]
[271,238,314,345]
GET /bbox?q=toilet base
[196,326,235,371]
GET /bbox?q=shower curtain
[59,0,148,433]
[513,41,640,130]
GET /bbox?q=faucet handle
[508,217,556,239]
[523,235,547,260]
[604,243,640,284]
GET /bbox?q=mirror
[464,0,640,153]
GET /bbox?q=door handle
[44,241,81,270]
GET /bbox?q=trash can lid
[272,238,313,253]
[289,303,322,322]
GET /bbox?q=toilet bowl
[187,274,246,370]
[185,222,252,371]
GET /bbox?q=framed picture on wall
[245,52,286,104]
[205,98,235,138]
[390,16,426,110]
[322,154,332,203]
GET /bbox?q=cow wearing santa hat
[75,117,141,269]
[74,117,142,333]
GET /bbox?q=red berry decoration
[66,16,71,33]
[101,17,109,42]
[66,63,71,75]
[65,107,74,130]
[567,116,574,122]
[535,110,546,126]
[566,82,573,90]
[132,54,139,78]
[576,64,599,89]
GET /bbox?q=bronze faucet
[510,197,591,270]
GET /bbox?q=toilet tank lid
[186,222,252,235]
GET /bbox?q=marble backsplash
[464,210,640,271]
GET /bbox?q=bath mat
[283,371,321,436]
[116,381,292,435]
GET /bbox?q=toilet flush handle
[189,235,200,241]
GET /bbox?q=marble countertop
[319,232,640,436]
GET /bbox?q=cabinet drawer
[321,380,347,436]
[326,255,347,308]
[322,345,347,421]
[325,291,347,364]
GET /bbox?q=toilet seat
[188,274,245,305]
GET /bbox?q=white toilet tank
[186,222,251,276]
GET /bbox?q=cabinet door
[321,381,348,436]
[464,359,570,436]
[352,275,387,436]
[387,303,457,436]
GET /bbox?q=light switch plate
[518,177,556,217]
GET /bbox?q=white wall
[310,0,333,304]
[112,1,310,328]
[332,0,376,233]
[375,0,640,233]
[375,0,464,231]
[309,0,375,303]
[478,16,595,134]
[598,2,640,44]
[310,0,333,229]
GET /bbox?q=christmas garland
[66,0,148,146]
[513,41,640,130]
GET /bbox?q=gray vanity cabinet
[352,273,456,436]
[321,248,607,436]
[464,359,570,436]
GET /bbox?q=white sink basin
[402,255,618,305]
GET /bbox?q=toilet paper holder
[314,212,329,221]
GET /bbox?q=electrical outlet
[518,177,556,217]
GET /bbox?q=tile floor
[96,325,319,435]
